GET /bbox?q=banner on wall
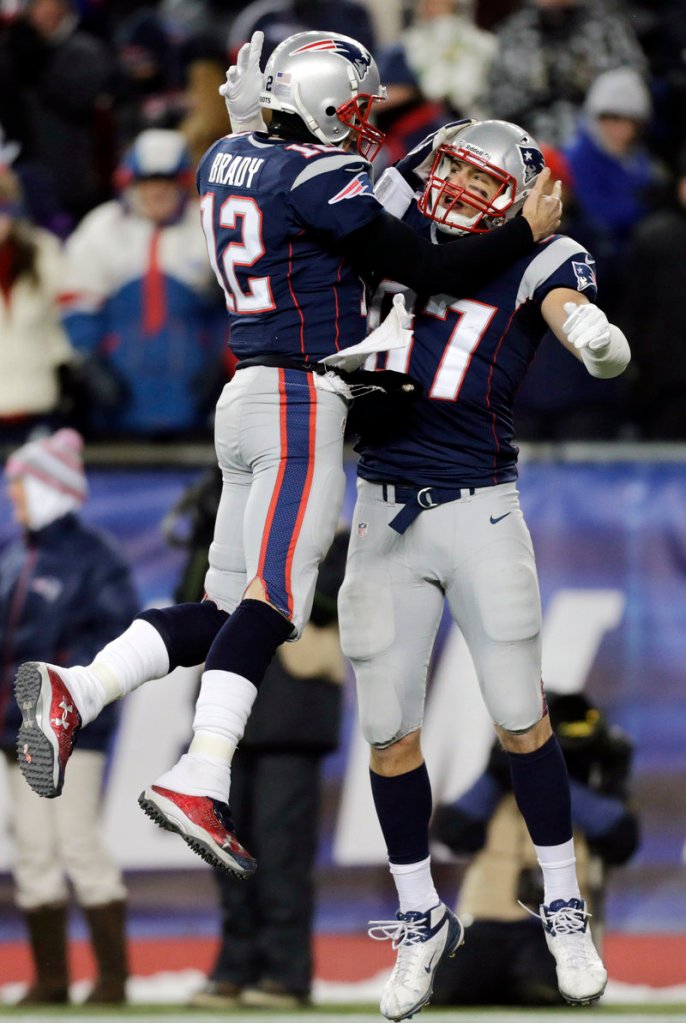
[0,459,685,933]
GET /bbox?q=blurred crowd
[1,0,686,445]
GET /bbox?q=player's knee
[244,577,268,601]
[338,573,395,661]
[497,712,551,749]
[358,672,405,747]
[490,684,546,734]
[474,557,541,642]
[497,709,546,736]
[371,730,421,766]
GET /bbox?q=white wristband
[580,324,631,379]
[374,166,417,219]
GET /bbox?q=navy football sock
[138,602,228,669]
[370,763,432,865]
[506,733,573,847]
[205,598,294,687]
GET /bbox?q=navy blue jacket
[0,513,139,753]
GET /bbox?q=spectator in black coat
[0,0,117,228]
[616,146,686,438]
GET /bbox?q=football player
[13,34,561,880]
[338,119,629,1020]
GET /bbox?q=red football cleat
[15,662,82,798]
[138,784,257,878]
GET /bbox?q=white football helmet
[259,31,387,160]
[419,119,546,235]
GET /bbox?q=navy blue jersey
[357,213,598,489]
[197,131,383,361]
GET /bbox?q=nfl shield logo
[357,521,368,537]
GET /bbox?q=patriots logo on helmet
[290,37,371,80]
[572,258,597,292]
[517,144,545,185]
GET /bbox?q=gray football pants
[338,479,545,744]
[204,366,348,636]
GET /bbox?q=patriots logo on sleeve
[328,172,373,204]
[289,37,371,80]
[572,257,597,291]
[518,144,546,185]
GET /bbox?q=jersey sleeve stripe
[291,153,369,191]
[515,236,592,307]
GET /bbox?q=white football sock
[154,752,231,802]
[92,619,170,700]
[191,669,257,750]
[152,670,258,802]
[390,856,439,914]
[535,838,581,904]
[63,619,170,726]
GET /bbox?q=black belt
[381,482,476,534]
[236,355,328,375]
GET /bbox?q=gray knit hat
[6,428,87,502]
[584,67,652,122]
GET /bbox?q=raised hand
[219,31,265,132]
[522,169,562,241]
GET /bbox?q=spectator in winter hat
[562,66,667,321]
[59,128,227,439]
[5,428,88,530]
[1,428,139,1005]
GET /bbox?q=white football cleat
[540,897,607,1005]
[369,902,464,1021]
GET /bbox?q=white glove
[562,301,611,352]
[412,119,477,182]
[397,119,476,187]
[219,31,265,132]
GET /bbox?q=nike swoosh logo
[489,512,511,525]
[424,951,438,974]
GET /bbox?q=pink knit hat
[5,428,87,502]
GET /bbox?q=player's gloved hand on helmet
[394,119,476,190]
[219,31,265,132]
[562,301,611,352]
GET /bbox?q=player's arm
[541,289,631,379]
[343,169,560,296]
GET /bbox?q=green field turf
[1,1007,685,1022]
